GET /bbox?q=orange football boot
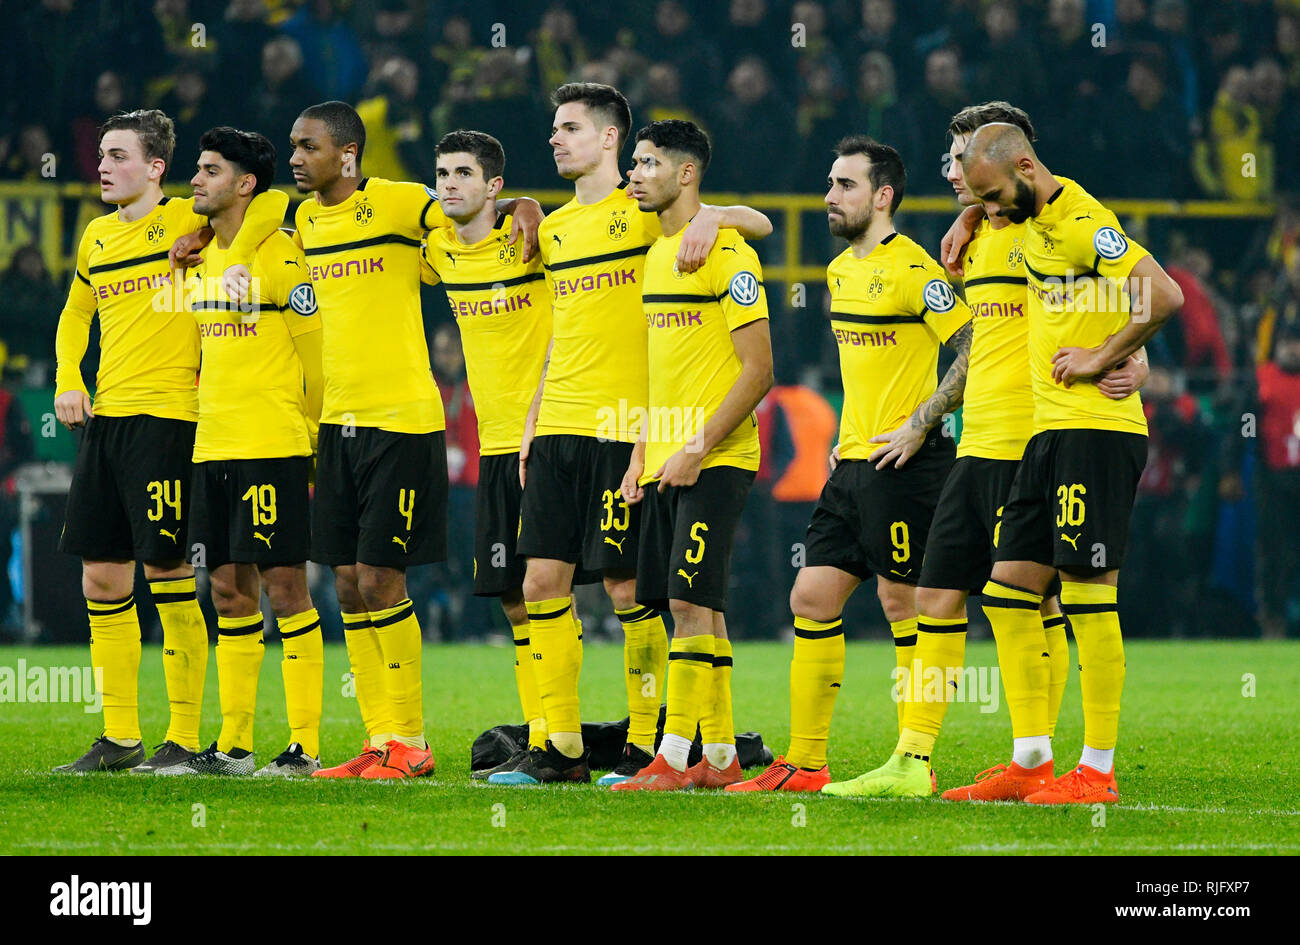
[725,756,830,793]
[312,743,383,779]
[610,754,693,792]
[360,740,436,780]
[940,760,1054,801]
[686,755,743,789]
[1024,764,1119,805]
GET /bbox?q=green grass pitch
[1,640,1296,855]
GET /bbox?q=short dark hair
[198,126,276,195]
[634,119,711,175]
[948,100,1037,142]
[435,130,506,181]
[551,82,633,152]
[99,109,176,180]
[299,100,366,162]
[834,135,906,214]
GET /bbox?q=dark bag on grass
[471,705,773,771]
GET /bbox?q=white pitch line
[1116,802,1300,817]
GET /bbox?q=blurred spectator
[847,52,920,174]
[1106,49,1193,198]
[1038,0,1107,175]
[0,125,57,182]
[1252,58,1299,176]
[1196,64,1268,199]
[214,0,276,117]
[790,1,847,103]
[429,14,482,97]
[250,37,313,180]
[282,0,368,102]
[10,0,98,134]
[576,59,622,89]
[724,0,787,64]
[152,0,210,64]
[854,0,918,90]
[1276,12,1300,90]
[642,63,706,128]
[640,1,721,93]
[1257,248,1300,365]
[1112,0,1158,48]
[356,56,433,182]
[969,1,1045,115]
[70,71,128,183]
[1254,326,1300,636]
[0,246,60,363]
[0,359,33,629]
[713,56,796,192]
[904,47,968,194]
[1150,0,1200,125]
[360,0,425,67]
[156,64,223,158]
[532,4,588,96]
[1161,245,1231,393]
[795,61,847,190]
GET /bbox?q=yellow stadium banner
[0,184,63,277]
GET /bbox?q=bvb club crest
[497,238,517,265]
[1041,231,1054,254]
[608,209,629,241]
[146,221,166,245]
[1006,240,1024,269]
[355,202,374,226]
[867,274,886,301]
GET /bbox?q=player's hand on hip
[1051,346,1107,388]
[1097,355,1147,399]
[867,424,924,470]
[828,443,841,472]
[223,264,253,304]
[677,206,722,274]
[509,198,544,262]
[54,390,93,430]
[620,460,645,505]
[656,448,703,491]
[941,205,984,278]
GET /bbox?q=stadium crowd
[0,0,1297,640]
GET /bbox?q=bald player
[954,123,1181,804]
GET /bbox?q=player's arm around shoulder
[676,203,773,274]
[275,240,324,447]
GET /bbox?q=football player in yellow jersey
[147,128,326,777]
[417,129,596,780]
[954,122,1183,804]
[731,137,973,796]
[500,83,772,786]
[610,120,772,792]
[52,110,289,774]
[826,104,1149,800]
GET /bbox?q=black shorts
[473,452,601,597]
[803,430,955,585]
[517,434,641,572]
[919,456,1021,592]
[311,424,448,568]
[191,457,311,570]
[59,414,196,562]
[994,429,1147,573]
[636,465,756,612]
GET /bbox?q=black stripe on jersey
[357,178,370,190]
[87,250,170,275]
[963,275,1027,288]
[190,301,283,312]
[643,292,721,303]
[419,198,438,231]
[302,234,422,256]
[829,311,923,325]
[544,244,650,272]
[1023,260,1099,283]
[440,272,545,292]
[76,271,91,286]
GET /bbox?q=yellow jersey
[1026,177,1150,436]
[827,232,972,459]
[295,177,450,433]
[54,190,288,421]
[422,214,551,455]
[537,183,661,442]
[186,230,321,462]
[640,224,768,483]
[957,218,1034,460]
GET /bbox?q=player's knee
[603,575,637,610]
[668,598,711,635]
[356,565,404,611]
[876,581,916,624]
[916,585,965,620]
[333,568,364,614]
[142,560,191,581]
[499,589,527,626]
[208,578,247,617]
[81,561,131,601]
[263,580,309,618]
[789,582,833,622]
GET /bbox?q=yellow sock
[370,599,425,748]
[87,595,143,744]
[215,613,265,753]
[511,619,547,750]
[150,576,208,749]
[1042,612,1069,738]
[890,617,917,736]
[981,580,1049,738]
[700,637,734,750]
[664,635,715,741]
[529,597,583,757]
[897,614,967,760]
[342,611,394,747]
[616,604,668,751]
[1060,582,1124,750]
[787,615,844,770]
[278,608,323,759]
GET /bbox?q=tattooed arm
[866,319,973,470]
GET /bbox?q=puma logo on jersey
[392,535,410,552]
[254,531,274,548]
[908,263,926,269]
[1074,213,1093,221]
[551,234,564,248]
[158,528,178,544]
[721,245,737,253]
[676,569,698,588]
[603,536,625,553]
[284,258,300,267]
[94,239,104,251]
[1061,532,1081,550]
[444,251,457,268]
